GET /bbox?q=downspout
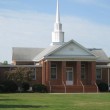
[108,68,109,92]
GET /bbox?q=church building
[0,0,110,93]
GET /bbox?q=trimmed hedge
[97,82,108,92]
[32,84,47,93]
[1,80,18,93]
[21,82,30,92]
[0,85,5,93]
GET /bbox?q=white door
[66,67,73,85]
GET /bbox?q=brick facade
[43,61,98,93]
[0,60,110,93]
[96,68,110,84]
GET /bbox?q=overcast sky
[0,0,110,63]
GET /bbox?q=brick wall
[31,67,42,84]
[49,61,62,85]
[96,68,110,84]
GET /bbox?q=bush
[0,85,5,93]
[98,82,108,92]
[32,84,47,93]
[21,82,30,92]
[2,80,18,93]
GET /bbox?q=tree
[6,67,34,92]
[3,61,8,65]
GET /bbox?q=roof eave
[44,57,96,61]
[96,60,110,63]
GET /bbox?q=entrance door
[66,67,73,85]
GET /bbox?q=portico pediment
[45,40,96,59]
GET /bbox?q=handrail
[49,81,51,93]
[94,82,98,93]
[62,81,66,93]
[80,81,85,93]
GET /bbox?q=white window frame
[51,64,57,80]
[96,68,102,80]
[66,67,73,81]
[81,64,86,79]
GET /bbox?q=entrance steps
[47,85,98,93]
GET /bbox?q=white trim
[45,58,96,62]
[62,81,66,93]
[45,40,97,57]
[66,67,73,85]
[45,56,96,59]
[94,82,99,93]
[80,81,85,93]
[96,65,110,68]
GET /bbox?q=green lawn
[0,93,110,110]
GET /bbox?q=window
[30,68,36,80]
[51,64,57,80]
[96,69,102,80]
[81,64,86,79]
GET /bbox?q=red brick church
[0,0,110,93]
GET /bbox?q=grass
[0,93,110,110]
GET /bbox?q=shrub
[2,80,18,93]
[0,85,5,93]
[21,82,30,92]
[32,84,47,93]
[97,82,108,92]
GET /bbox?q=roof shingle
[12,47,45,61]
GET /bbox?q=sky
[0,0,110,63]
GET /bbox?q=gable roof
[34,40,97,61]
[33,45,61,61]
[12,47,45,61]
[46,40,96,57]
[89,48,110,62]
[12,41,109,63]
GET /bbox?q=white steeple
[51,0,64,45]
[56,0,60,23]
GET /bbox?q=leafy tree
[6,67,34,92]
[3,61,8,65]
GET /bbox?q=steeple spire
[51,0,64,45]
[56,0,60,23]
